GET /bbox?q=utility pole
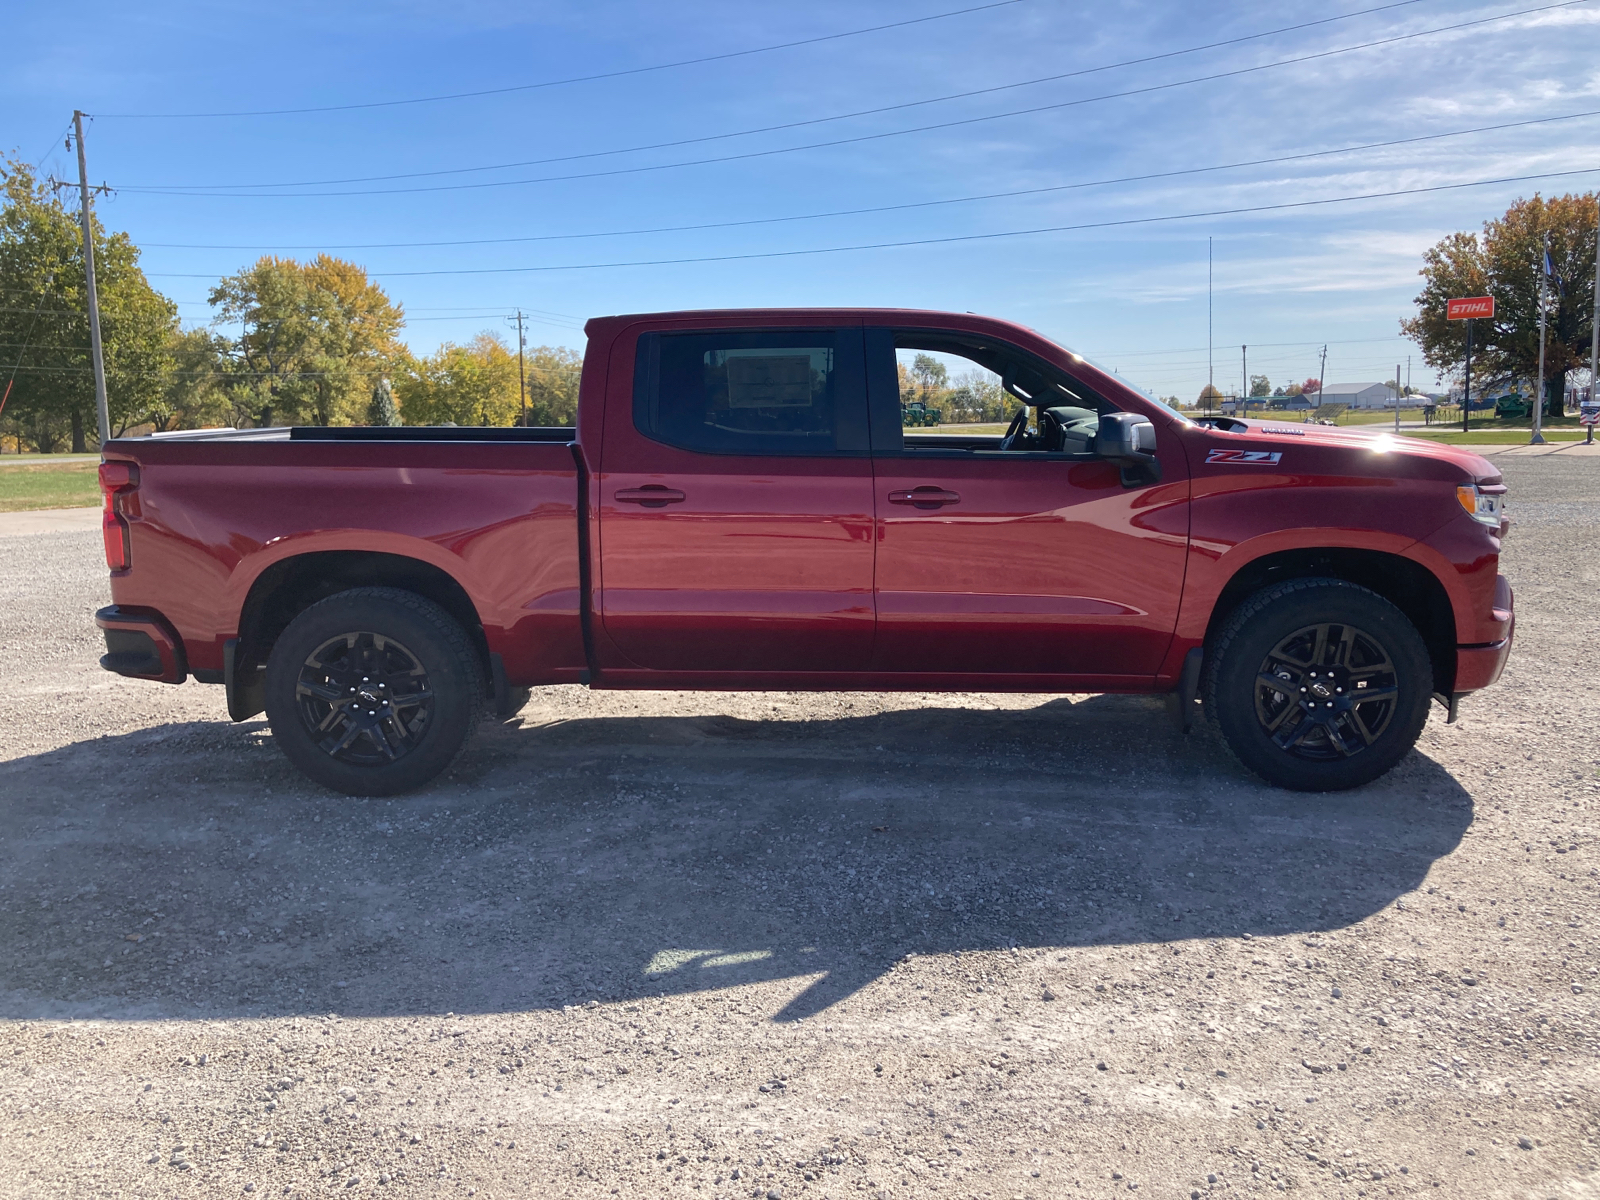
[1207,237,1213,415]
[1317,345,1327,417]
[1590,202,1599,443]
[1241,344,1247,418]
[1533,237,1549,444]
[1394,363,1401,433]
[72,111,110,447]
[515,309,527,427]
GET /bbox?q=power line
[135,163,1600,279]
[123,0,1436,190]
[112,0,1590,200]
[132,107,1600,252]
[95,0,1031,119]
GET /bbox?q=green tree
[1249,374,1271,397]
[395,333,521,426]
[209,255,404,427]
[140,326,233,434]
[366,376,399,426]
[524,345,582,426]
[0,157,176,450]
[910,353,948,399]
[1401,192,1597,420]
[946,368,1007,421]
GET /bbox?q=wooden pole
[73,112,110,447]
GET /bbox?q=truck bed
[101,427,589,689]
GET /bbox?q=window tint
[634,329,867,456]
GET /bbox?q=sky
[6,0,1600,402]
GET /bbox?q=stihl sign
[1447,296,1495,320]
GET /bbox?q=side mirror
[1094,412,1161,485]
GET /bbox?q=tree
[366,376,399,426]
[139,326,233,434]
[944,368,1008,422]
[209,255,404,427]
[1401,192,1597,420]
[0,157,176,450]
[524,345,582,426]
[394,333,521,426]
[1249,374,1271,398]
[1196,383,1224,410]
[910,353,948,400]
[1301,377,1321,395]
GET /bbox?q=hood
[1226,419,1499,482]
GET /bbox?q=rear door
[866,328,1190,679]
[597,323,876,673]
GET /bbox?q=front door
[598,324,876,673]
[868,329,1189,679]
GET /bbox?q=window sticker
[724,353,815,409]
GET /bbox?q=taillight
[99,460,138,571]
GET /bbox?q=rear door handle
[888,487,961,509]
[615,486,686,507]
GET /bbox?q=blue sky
[7,0,1599,400]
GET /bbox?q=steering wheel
[999,406,1030,451]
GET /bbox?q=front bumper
[95,605,187,684]
[1453,574,1514,695]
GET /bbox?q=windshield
[1058,345,1196,425]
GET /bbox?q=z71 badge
[1206,448,1283,465]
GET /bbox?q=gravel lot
[0,452,1595,1199]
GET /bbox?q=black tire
[1204,578,1432,791]
[264,587,483,796]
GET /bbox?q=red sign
[1447,296,1495,320]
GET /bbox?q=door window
[866,328,1111,456]
[633,329,868,456]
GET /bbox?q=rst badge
[1206,448,1283,465]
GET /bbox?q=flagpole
[1533,239,1548,445]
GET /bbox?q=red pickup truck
[95,308,1513,796]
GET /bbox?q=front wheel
[264,587,484,796]
[1205,578,1433,791]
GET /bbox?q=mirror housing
[1094,412,1161,485]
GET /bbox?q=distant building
[1314,382,1394,409]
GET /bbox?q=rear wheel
[1205,578,1432,791]
[264,587,483,796]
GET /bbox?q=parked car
[95,308,1513,795]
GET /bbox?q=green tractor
[1493,394,1531,420]
[902,399,942,428]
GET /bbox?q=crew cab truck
[95,308,1514,796]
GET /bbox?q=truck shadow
[0,693,1473,1024]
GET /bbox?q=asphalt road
[0,453,1594,1199]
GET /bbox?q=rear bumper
[95,605,187,684]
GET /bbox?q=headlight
[1456,483,1506,528]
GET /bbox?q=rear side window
[633,328,867,455]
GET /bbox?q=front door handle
[888,487,961,509]
[615,486,686,507]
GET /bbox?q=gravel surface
[0,455,1595,1199]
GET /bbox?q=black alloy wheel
[1206,578,1433,791]
[1254,622,1398,760]
[294,631,436,766]
[264,588,483,796]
